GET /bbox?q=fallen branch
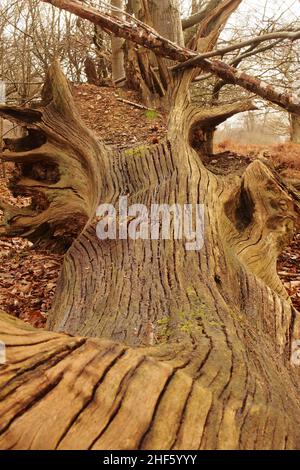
[41,0,300,116]
[198,59,300,115]
[193,38,285,82]
[42,0,193,62]
[116,97,156,112]
[182,0,221,30]
[173,29,300,71]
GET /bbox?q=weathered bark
[1,60,300,450]
[147,0,184,47]
[93,25,111,84]
[111,0,126,86]
[125,0,183,108]
[1,0,300,451]
[0,64,106,249]
[84,56,99,86]
[290,113,300,144]
[126,0,243,113]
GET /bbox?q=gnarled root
[0,62,108,249]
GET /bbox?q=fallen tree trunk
[0,61,300,450]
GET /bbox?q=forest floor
[1,83,300,327]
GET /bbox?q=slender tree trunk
[84,56,99,85]
[111,0,126,86]
[290,113,300,144]
[93,25,110,84]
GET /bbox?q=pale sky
[222,0,300,39]
[202,0,300,133]
[183,0,300,41]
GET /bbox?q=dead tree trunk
[290,113,300,144]
[1,58,300,451]
[1,0,300,450]
[111,0,126,86]
[84,56,100,86]
[125,0,184,108]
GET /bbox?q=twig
[116,98,156,112]
[41,0,300,116]
[172,29,300,72]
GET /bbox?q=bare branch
[190,99,258,128]
[229,39,284,67]
[173,29,300,71]
[193,38,285,82]
[200,59,300,114]
[41,0,193,62]
[41,0,300,116]
[182,0,221,30]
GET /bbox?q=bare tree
[0,0,111,104]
